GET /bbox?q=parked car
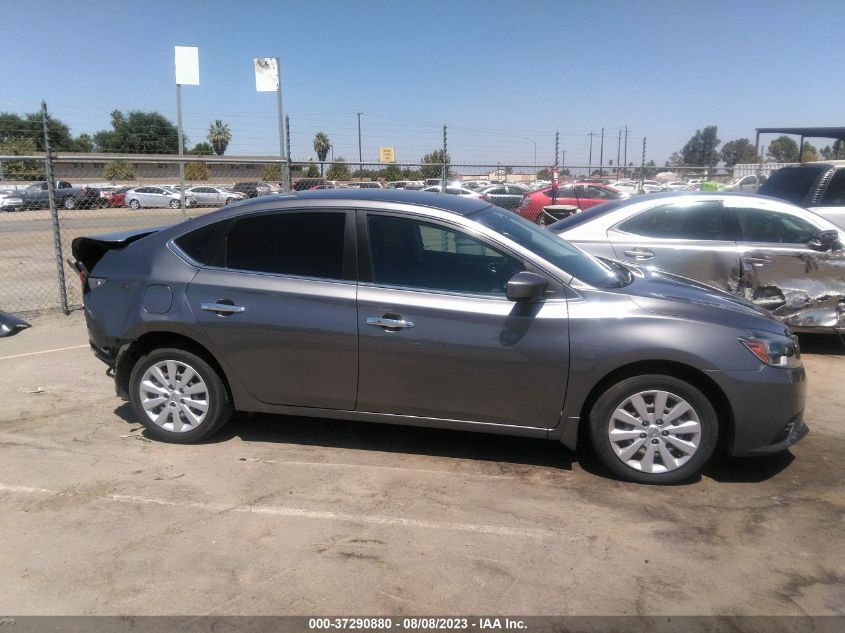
[478,184,529,210]
[348,182,384,189]
[723,174,766,192]
[422,185,482,197]
[72,189,807,485]
[661,181,689,191]
[103,186,133,208]
[185,186,246,206]
[551,191,845,333]
[232,181,273,198]
[385,181,424,190]
[640,180,664,193]
[125,187,197,209]
[517,183,621,224]
[292,178,326,191]
[0,190,24,212]
[758,161,845,228]
[16,180,102,210]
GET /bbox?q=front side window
[367,215,523,295]
[225,212,346,279]
[735,207,818,244]
[617,201,725,241]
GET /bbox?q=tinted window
[821,169,845,206]
[759,165,827,205]
[174,221,229,265]
[225,212,345,279]
[544,187,575,199]
[618,201,725,240]
[367,215,523,295]
[736,208,818,244]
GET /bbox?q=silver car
[185,186,246,207]
[552,192,845,333]
[0,190,23,212]
[72,190,807,485]
[125,187,197,210]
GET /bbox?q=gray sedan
[72,190,806,484]
[185,186,246,207]
[125,187,197,210]
[552,192,845,333]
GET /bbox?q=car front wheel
[589,374,718,484]
[129,347,232,443]
[129,199,140,210]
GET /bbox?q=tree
[380,164,402,181]
[0,111,92,152]
[680,126,720,167]
[0,138,41,180]
[536,168,551,180]
[801,142,819,162]
[821,141,845,160]
[184,162,209,181]
[74,133,94,152]
[665,151,684,168]
[304,164,321,178]
[102,160,136,182]
[326,158,351,181]
[190,142,214,155]
[720,138,757,167]
[767,135,800,163]
[207,120,232,156]
[419,149,450,179]
[261,164,282,181]
[94,110,180,153]
[313,132,330,176]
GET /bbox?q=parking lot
[0,311,843,615]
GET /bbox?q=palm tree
[207,120,232,156]
[313,132,330,176]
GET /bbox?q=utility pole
[616,129,621,179]
[553,130,560,205]
[599,127,605,177]
[441,124,448,192]
[285,114,292,184]
[42,100,68,315]
[623,125,628,175]
[176,83,186,218]
[639,137,647,193]
[588,131,595,174]
[357,112,363,176]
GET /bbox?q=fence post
[441,125,448,192]
[41,100,69,315]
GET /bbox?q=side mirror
[506,271,549,302]
[808,230,841,252]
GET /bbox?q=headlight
[739,333,802,368]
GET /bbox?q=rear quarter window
[173,221,230,265]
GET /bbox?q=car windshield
[472,206,625,287]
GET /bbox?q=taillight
[479,194,489,201]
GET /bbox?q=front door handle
[623,248,655,260]
[746,256,773,267]
[201,302,246,314]
[367,316,414,330]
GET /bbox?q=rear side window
[224,212,345,279]
[618,201,725,240]
[759,165,826,205]
[821,169,845,206]
[174,221,229,265]
[735,208,818,244]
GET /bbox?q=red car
[517,183,622,224]
[104,186,132,208]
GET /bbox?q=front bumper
[705,364,808,456]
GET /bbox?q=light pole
[357,112,363,175]
[523,137,537,170]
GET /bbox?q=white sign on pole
[254,58,280,92]
[174,46,199,85]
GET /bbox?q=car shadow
[796,332,845,355]
[113,404,797,484]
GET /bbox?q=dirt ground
[0,311,843,616]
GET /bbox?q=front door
[186,209,358,408]
[355,211,569,428]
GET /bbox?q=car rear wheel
[63,196,76,210]
[129,199,140,210]
[589,374,718,484]
[225,197,236,205]
[129,348,232,443]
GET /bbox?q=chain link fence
[1,153,724,315]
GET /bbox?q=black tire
[169,199,179,209]
[129,199,141,210]
[63,196,76,210]
[225,197,236,205]
[588,374,718,484]
[129,347,232,444]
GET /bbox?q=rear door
[186,209,358,408]
[355,210,569,428]
[608,200,743,292]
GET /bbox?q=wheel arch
[572,359,734,455]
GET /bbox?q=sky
[2,0,844,167]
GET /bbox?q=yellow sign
[379,146,396,163]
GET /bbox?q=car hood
[610,266,788,336]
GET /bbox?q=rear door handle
[623,248,655,260]
[201,302,246,314]
[367,316,414,329]
[746,256,774,267]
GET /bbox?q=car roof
[214,188,492,217]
